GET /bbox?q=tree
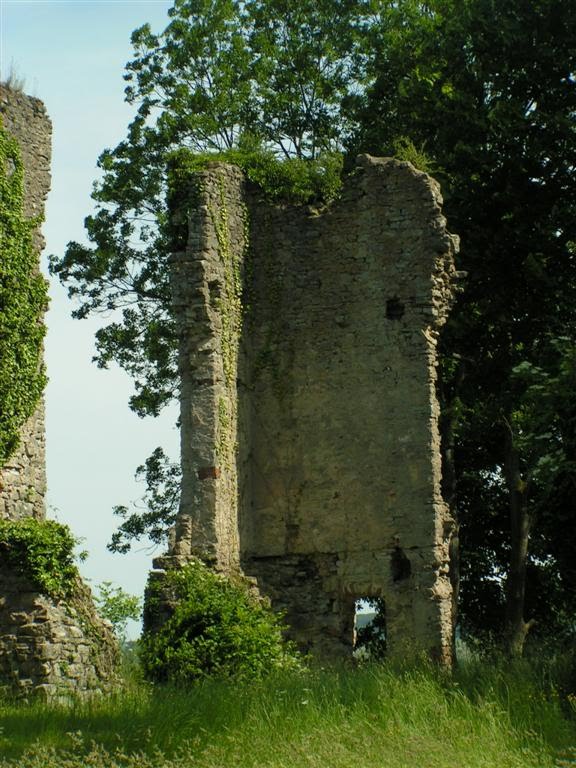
[354,0,576,654]
[49,0,373,548]
[245,0,368,158]
[109,446,181,554]
[49,1,251,422]
[95,581,142,643]
[50,0,369,413]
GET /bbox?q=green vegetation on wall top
[0,518,81,599]
[167,145,344,213]
[0,117,48,466]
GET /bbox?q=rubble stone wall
[0,564,118,700]
[0,85,118,697]
[159,155,459,664]
[0,84,50,521]
[168,165,248,571]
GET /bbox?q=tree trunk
[503,421,535,657]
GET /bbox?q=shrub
[0,517,80,598]
[392,136,438,175]
[141,559,301,684]
[167,146,344,207]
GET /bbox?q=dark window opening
[391,546,412,582]
[354,598,387,660]
[386,297,405,320]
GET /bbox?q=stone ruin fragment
[147,155,460,665]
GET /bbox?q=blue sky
[1,0,179,634]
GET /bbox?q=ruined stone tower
[0,84,118,698]
[0,86,48,521]
[152,155,459,663]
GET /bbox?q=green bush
[392,136,438,175]
[0,518,80,599]
[168,146,344,207]
[141,559,301,684]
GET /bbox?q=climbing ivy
[0,117,48,465]
[0,518,80,599]
[210,178,243,391]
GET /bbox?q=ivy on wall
[0,518,80,599]
[0,117,48,466]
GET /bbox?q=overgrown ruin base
[147,155,460,664]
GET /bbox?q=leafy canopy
[355,0,576,647]
[49,0,370,419]
[95,581,142,642]
[109,446,181,554]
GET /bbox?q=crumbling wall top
[158,155,459,664]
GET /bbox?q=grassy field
[0,657,575,767]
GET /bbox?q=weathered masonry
[154,155,460,663]
[0,85,117,699]
[0,86,48,521]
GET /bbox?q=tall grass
[0,658,574,767]
[0,62,26,92]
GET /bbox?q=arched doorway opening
[353,597,387,660]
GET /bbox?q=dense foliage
[140,559,301,683]
[167,146,344,206]
[0,117,48,465]
[353,0,576,654]
[51,0,576,654]
[0,518,80,599]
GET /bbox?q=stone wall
[0,407,46,521]
[0,85,119,697]
[0,84,50,521]
[167,164,248,571]
[155,155,459,664]
[0,564,118,700]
